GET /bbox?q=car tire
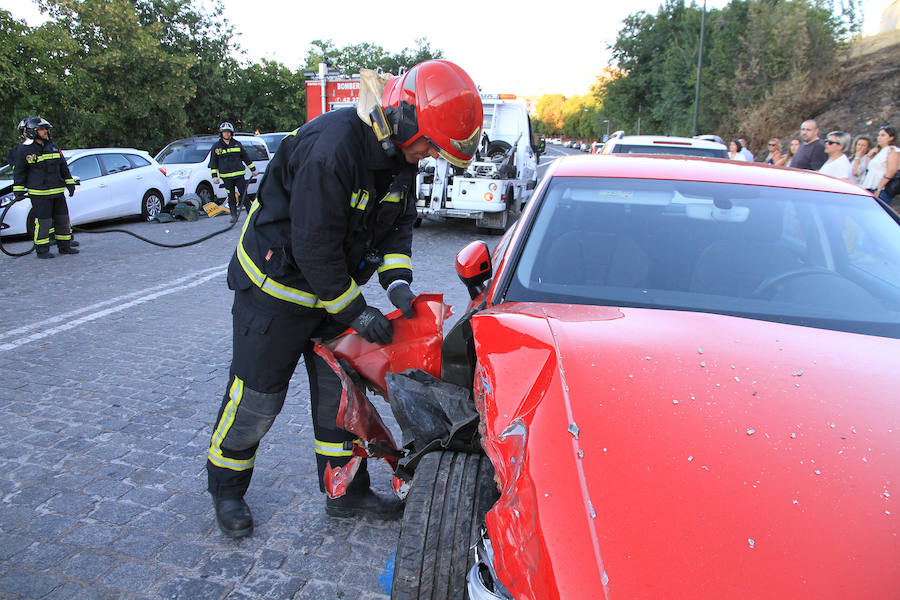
[391,451,498,600]
[141,189,165,219]
[195,182,214,206]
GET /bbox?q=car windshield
[506,177,900,338]
[611,144,727,158]
[155,140,214,164]
[259,133,287,155]
[0,163,11,181]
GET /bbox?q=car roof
[168,134,266,144]
[64,148,153,160]
[549,154,872,196]
[611,135,725,149]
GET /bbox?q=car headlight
[0,192,14,208]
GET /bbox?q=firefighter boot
[325,488,404,520]
[213,496,253,538]
[57,243,80,255]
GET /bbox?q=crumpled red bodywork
[473,302,900,600]
[314,294,450,497]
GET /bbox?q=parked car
[1,148,171,237]
[154,134,270,206]
[602,132,728,158]
[258,131,292,157]
[387,155,900,598]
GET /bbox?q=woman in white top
[819,131,852,181]
[728,140,747,161]
[850,136,871,186]
[861,126,899,203]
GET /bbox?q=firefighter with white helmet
[209,121,257,223]
[205,59,482,538]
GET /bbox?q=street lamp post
[691,0,707,137]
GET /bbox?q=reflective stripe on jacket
[12,140,74,196]
[208,138,255,178]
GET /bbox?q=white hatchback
[0,148,171,237]
[154,134,271,207]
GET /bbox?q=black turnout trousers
[206,285,366,500]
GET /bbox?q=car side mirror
[456,241,492,300]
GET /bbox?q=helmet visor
[427,125,481,169]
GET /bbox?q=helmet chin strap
[369,105,397,158]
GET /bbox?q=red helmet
[381,60,482,168]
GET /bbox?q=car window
[99,153,132,174]
[68,155,103,181]
[237,140,269,162]
[156,140,214,164]
[260,133,288,155]
[0,163,12,181]
[482,105,495,131]
[506,177,900,337]
[125,154,151,168]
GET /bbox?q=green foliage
[2,1,443,158]
[598,0,847,140]
[303,37,444,75]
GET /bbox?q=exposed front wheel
[195,182,214,206]
[141,189,165,219]
[391,451,498,600]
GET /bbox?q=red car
[342,156,900,599]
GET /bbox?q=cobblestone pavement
[0,209,496,600]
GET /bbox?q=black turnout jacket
[208,138,255,179]
[228,108,417,324]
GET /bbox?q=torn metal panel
[313,294,453,496]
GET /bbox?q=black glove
[349,306,393,345]
[388,281,415,319]
[13,191,25,201]
[66,185,75,197]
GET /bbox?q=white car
[154,134,271,206]
[601,133,728,158]
[0,148,171,237]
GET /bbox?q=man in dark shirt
[791,119,827,170]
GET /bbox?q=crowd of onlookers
[728,120,899,204]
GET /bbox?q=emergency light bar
[480,93,517,100]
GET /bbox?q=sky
[1,0,893,97]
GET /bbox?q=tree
[303,37,443,75]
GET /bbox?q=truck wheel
[391,451,497,600]
[486,141,511,160]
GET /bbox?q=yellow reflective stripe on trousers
[314,439,354,457]
[320,280,360,314]
[235,201,323,308]
[219,170,246,178]
[34,217,48,245]
[28,188,65,195]
[378,253,412,273]
[207,376,256,471]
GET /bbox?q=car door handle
[99,183,108,188]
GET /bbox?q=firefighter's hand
[388,281,415,319]
[350,306,393,345]
[212,176,221,185]
[13,191,25,201]
[250,168,258,176]
[66,185,75,197]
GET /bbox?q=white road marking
[0,263,228,352]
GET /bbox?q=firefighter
[205,59,482,538]
[11,117,78,258]
[209,122,257,223]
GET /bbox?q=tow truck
[415,94,545,232]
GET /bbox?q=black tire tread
[391,451,497,600]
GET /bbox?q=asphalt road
[0,145,577,600]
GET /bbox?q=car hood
[472,303,899,600]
